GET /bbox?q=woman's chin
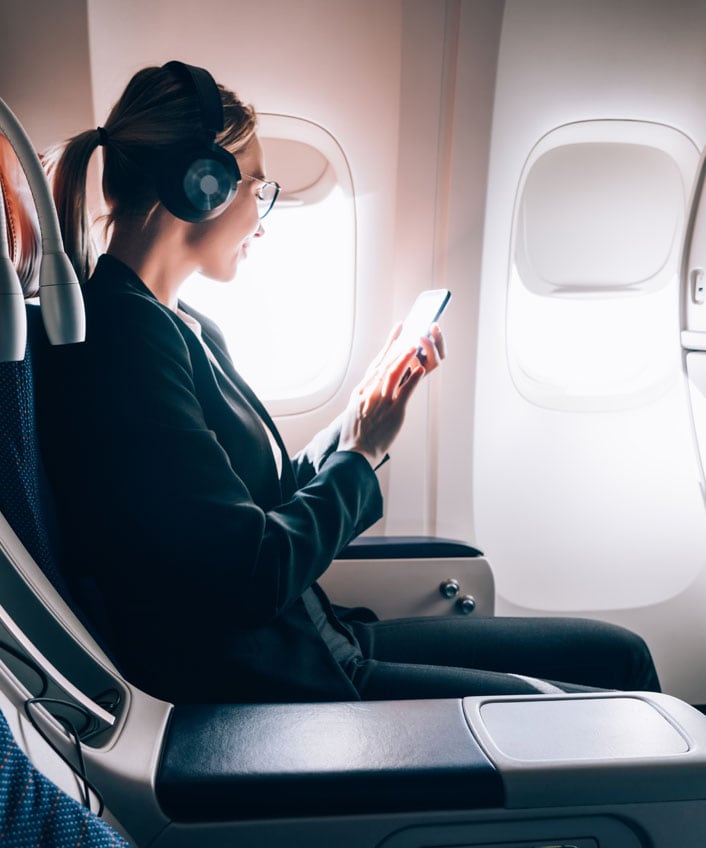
[201,257,241,283]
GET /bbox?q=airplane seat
[0,131,117,652]
[0,131,139,844]
[0,140,62,591]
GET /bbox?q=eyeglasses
[241,173,281,219]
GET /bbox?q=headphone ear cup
[155,143,241,223]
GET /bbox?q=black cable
[24,696,105,816]
[0,638,123,730]
[0,639,48,697]
[0,638,115,816]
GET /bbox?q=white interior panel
[474,0,706,701]
[320,556,495,619]
[481,117,704,611]
[479,696,689,762]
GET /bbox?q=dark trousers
[348,615,660,699]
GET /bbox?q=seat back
[0,127,111,644]
[0,334,170,839]
[0,108,180,848]
[0,322,71,599]
[0,135,57,590]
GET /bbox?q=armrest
[155,699,503,822]
[465,691,706,808]
[336,536,483,559]
[323,536,494,618]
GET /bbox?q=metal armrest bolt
[439,578,460,599]
[456,594,476,615]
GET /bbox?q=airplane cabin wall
[385,0,503,538]
[474,0,706,702]
[0,0,93,150]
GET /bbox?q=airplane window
[507,120,698,412]
[180,115,355,415]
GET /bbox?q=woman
[36,61,659,703]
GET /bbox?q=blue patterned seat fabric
[0,706,130,846]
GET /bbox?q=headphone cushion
[156,142,241,223]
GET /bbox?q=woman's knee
[563,618,660,692]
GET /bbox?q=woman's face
[186,135,266,282]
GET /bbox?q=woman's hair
[46,64,257,284]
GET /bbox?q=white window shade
[508,120,698,412]
[516,142,683,296]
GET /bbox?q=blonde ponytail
[46,129,102,285]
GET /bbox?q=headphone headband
[153,61,240,223]
[162,61,224,137]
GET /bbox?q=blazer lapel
[180,305,299,495]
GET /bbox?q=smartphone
[394,289,451,358]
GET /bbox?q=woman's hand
[361,321,446,382]
[337,322,446,468]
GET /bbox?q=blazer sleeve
[91,293,383,625]
[291,415,344,486]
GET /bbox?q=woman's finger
[382,346,418,397]
[417,326,445,373]
[416,336,438,371]
[428,323,446,359]
[394,362,425,400]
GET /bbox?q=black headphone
[154,61,241,223]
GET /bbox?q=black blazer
[36,255,383,703]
